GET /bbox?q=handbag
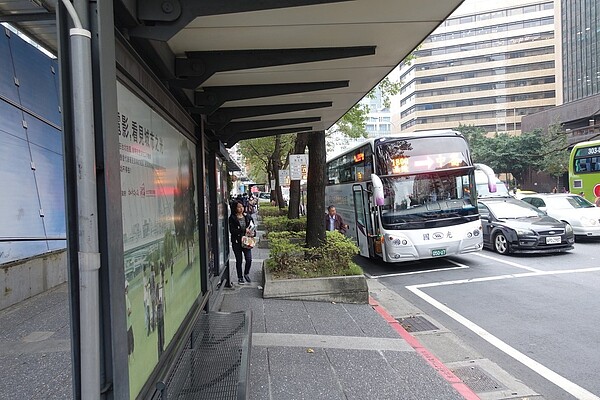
[241,235,255,249]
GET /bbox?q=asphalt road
[357,239,600,400]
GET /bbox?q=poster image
[117,82,202,399]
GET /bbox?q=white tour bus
[325,131,495,262]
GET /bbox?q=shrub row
[262,216,307,233]
[257,205,287,217]
[267,230,361,278]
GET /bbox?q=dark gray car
[478,197,574,254]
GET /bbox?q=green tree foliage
[456,123,570,187]
[334,104,370,139]
[238,135,295,191]
[537,124,570,181]
[173,140,196,267]
[333,77,401,139]
[163,230,176,274]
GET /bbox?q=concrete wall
[1,249,67,311]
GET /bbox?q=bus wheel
[494,232,510,254]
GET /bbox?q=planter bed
[262,261,368,304]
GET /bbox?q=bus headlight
[466,229,480,239]
[387,235,408,246]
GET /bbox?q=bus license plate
[431,248,446,257]
[546,236,561,244]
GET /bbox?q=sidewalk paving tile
[303,301,367,337]
[248,346,270,400]
[264,300,317,335]
[267,346,346,400]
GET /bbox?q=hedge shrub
[262,216,307,234]
[266,230,362,279]
[258,205,287,217]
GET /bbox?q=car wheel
[494,232,510,254]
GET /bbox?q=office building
[392,0,556,135]
[522,0,600,145]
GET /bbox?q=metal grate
[451,365,506,393]
[397,316,439,332]
[156,311,251,400]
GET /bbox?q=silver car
[520,193,600,239]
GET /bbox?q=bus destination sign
[576,145,600,157]
[390,152,466,174]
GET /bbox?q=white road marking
[407,266,600,400]
[368,264,468,279]
[472,252,542,272]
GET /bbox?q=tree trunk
[273,134,285,208]
[288,132,310,219]
[306,131,326,247]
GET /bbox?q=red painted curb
[369,297,480,400]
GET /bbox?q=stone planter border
[262,261,368,304]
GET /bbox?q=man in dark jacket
[324,205,348,234]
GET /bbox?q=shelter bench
[152,310,252,400]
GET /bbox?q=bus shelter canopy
[1,0,465,145]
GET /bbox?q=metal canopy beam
[132,0,352,41]
[224,126,314,147]
[172,46,376,89]
[216,117,320,137]
[205,102,332,128]
[0,12,55,22]
[194,81,349,115]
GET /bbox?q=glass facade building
[392,0,557,135]
[561,0,600,102]
[0,28,65,264]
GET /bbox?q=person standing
[125,280,134,359]
[229,200,255,284]
[324,205,348,234]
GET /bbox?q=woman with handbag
[229,200,255,284]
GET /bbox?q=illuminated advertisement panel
[117,82,202,398]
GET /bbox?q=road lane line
[410,266,600,288]
[406,269,600,400]
[471,252,542,272]
[368,265,468,279]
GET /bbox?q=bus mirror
[474,163,497,193]
[371,174,385,206]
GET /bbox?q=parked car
[520,193,600,239]
[257,192,271,203]
[478,197,574,255]
[512,190,537,199]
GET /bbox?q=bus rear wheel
[494,232,510,254]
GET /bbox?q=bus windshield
[379,169,478,230]
[569,140,600,204]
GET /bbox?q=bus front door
[352,184,374,257]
